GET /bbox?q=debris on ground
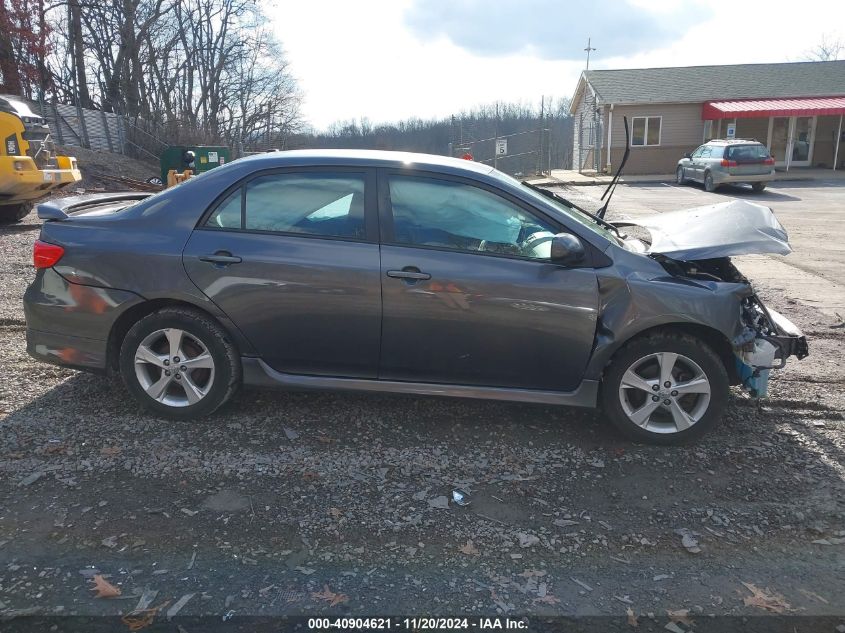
[90,575,121,598]
[740,582,792,613]
[166,593,195,620]
[311,585,348,607]
[451,488,471,506]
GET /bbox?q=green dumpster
[160,145,231,184]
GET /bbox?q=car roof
[235,149,496,176]
[705,138,764,145]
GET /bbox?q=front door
[183,168,382,378]
[770,117,790,165]
[769,116,815,168]
[378,172,599,392]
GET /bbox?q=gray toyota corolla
[24,150,807,444]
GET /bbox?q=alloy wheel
[618,351,711,434]
[134,328,216,407]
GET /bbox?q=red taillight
[764,157,775,165]
[33,240,64,269]
[720,159,738,167]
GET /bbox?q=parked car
[24,150,807,444]
[677,139,775,192]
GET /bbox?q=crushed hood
[622,199,791,260]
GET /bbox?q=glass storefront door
[792,117,813,164]
[770,117,790,164]
[768,116,815,168]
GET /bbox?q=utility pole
[536,95,544,175]
[584,38,596,70]
[493,102,499,170]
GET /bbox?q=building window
[631,116,661,146]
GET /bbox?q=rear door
[183,167,382,378]
[377,171,599,392]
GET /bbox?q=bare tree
[806,33,844,61]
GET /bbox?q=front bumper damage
[732,298,808,398]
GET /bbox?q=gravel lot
[1,182,844,631]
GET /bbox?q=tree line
[0,0,303,151]
[0,1,573,170]
[291,100,574,173]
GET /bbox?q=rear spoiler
[37,192,153,221]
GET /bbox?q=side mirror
[550,233,586,267]
[683,152,692,159]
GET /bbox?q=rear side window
[726,144,769,162]
[205,172,366,239]
[701,145,724,159]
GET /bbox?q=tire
[675,166,686,185]
[0,203,33,223]
[703,171,717,193]
[751,182,767,192]
[601,332,729,445]
[119,307,241,419]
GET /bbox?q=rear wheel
[675,166,686,185]
[119,307,240,419]
[751,182,767,192]
[703,171,717,193]
[601,333,729,444]
[0,203,33,223]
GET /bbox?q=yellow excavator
[0,95,82,223]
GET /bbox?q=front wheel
[751,182,767,192]
[601,333,729,444]
[119,307,241,419]
[676,166,686,185]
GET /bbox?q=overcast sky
[267,0,845,131]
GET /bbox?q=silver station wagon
[677,139,775,192]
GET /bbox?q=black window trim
[196,165,380,244]
[377,167,597,266]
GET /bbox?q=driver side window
[387,175,558,260]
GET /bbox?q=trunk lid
[37,192,153,221]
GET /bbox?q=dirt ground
[56,144,159,192]
[0,180,843,631]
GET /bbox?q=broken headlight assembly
[733,295,809,397]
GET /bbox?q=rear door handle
[386,269,431,280]
[199,252,242,265]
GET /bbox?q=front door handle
[199,251,242,265]
[386,269,431,281]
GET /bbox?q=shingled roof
[571,60,845,111]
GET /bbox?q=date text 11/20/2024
[308,617,529,630]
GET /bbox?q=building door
[790,117,815,166]
[768,116,816,168]
[769,117,790,165]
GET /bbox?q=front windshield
[489,170,622,246]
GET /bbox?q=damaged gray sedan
[23,150,807,444]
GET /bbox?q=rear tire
[704,172,717,193]
[751,182,767,192]
[0,203,33,223]
[675,166,686,185]
[119,307,241,419]
[601,332,729,445]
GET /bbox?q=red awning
[702,96,845,120]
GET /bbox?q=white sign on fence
[496,139,508,155]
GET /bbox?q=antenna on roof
[584,38,596,70]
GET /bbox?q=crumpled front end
[733,297,809,397]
